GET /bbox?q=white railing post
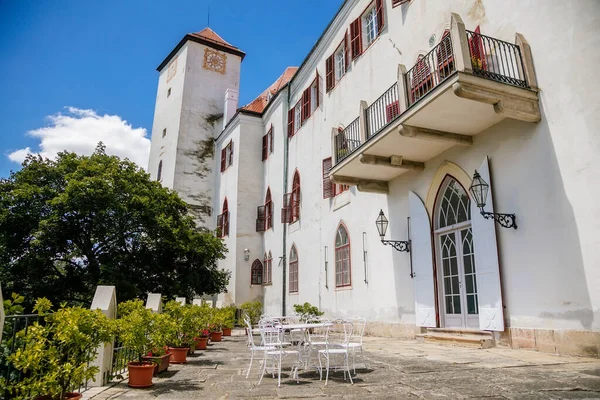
[450,13,472,74]
[359,100,369,142]
[192,298,203,306]
[89,285,117,387]
[175,297,186,305]
[515,33,538,91]
[397,64,408,113]
[0,284,5,343]
[146,293,163,313]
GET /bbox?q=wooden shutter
[228,141,233,166]
[325,55,335,92]
[281,193,292,223]
[471,157,504,331]
[315,71,320,108]
[220,148,226,172]
[269,128,274,153]
[287,109,295,137]
[223,211,229,236]
[322,158,334,199]
[409,191,437,328]
[266,201,273,229]
[376,0,384,33]
[301,87,310,123]
[256,205,266,232]
[385,101,400,122]
[469,26,487,70]
[344,30,350,70]
[262,134,268,161]
[216,213,223,237]
[350,18,362,60]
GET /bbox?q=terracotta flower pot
[142,353,171,376]
[195,337,208,350]
[210,331,223,342]
[168,347,189,364]
[222,327,232,336]
[127,362,155,388]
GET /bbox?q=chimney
[223,88,239,129]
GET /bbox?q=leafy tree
[0,144,229,308]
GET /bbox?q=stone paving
[84,330,600,399]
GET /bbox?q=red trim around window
[334,222,352,288]
[251,259,263,285]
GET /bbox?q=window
[263,252,272,284]
[335,224,351,287]
[437,30,454,79]
[353,0,384,55]
[251,259,263,285]
[256,188,273,232]
[294,103,301,133]
[220,140,234,172]
[301,88,311,124]
[162,128,167,138]
[167,88,171,97]
[335,44,346,81]
[217,198,229,238]
[327,33,349,93]
[282,171,300,223]
[349,18,362,60]
[289,245,298,293]
[365,6,379,46]
[262,126,273,161]
[157,160,163,181]
[323,158,350,198]
[310,80,318,114]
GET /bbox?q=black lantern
[375,210,410,252]
[469,170,517,229]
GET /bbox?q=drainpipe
[281,85,290,317]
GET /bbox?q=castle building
[148,0,600,356]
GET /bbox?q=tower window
[162,128,167,138]
[167,88,171,97]
[157,160,163,182]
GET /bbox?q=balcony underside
[330,72,539,193]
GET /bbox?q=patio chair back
[345,316,366,345]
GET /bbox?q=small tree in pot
[240,301,263,328]
[143,313,176,375]
[293,302,324,323]
[209,308,225,342]
[221,306,236,336]
[163,301,196,363]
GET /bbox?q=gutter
[281,85,291,317]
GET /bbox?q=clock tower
[148,28,245,228]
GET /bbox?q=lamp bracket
[480,210,517,229]
[381,240,410,252]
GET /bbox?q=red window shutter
[344,30,350,70]
[223,211,229,236]
[386,101,400,122]
[287,109,294,137]
[350,18,362,60]
[216,213,223,237]
[281,193,292,223]
[301,88,310,123]
[228,141,234,166]
[376,0,385,33]
[469,26,487,70]
[266,202,273,229]
[322,158,334,199]
[256,205,266,232]
[262,134,268,161]
[325,55,335,92]
[220,148,226,172]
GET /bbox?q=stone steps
[416,328,495,349]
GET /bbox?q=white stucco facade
[148,0,600,356]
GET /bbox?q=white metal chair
[257,324,302,387]
[341,316,367,373]
[317,321,354,385]
[245,317,275,379]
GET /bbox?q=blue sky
[0,0,343,178]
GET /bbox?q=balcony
[330,13,540,193]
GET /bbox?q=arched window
[251,259,263,285]
[265,188,273,230]
[263,251,272,284]
[335,223,351,287]
[157,160,163,182]
[437,30,454,79]
[436,178,471,229]
[291,171,300,222]
[217,198,229,237]
[289,245,298,293]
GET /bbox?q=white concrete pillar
[192,298,203,306]
[450,13,472,74]
[358,100,368,142]
[0,284,5,343]
[146,293,163,313]
[223,88,239,129]
[397,64,408,113]
[515,33,538,91]
[89,285,117,387]
[175,297,186,305]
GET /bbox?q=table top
[276,322,332,329]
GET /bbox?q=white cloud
[8,107,151,169]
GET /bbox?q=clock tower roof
[157,27,245,72]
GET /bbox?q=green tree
[0,144,229,308]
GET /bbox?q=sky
[0,0,344,178]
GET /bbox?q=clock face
[203,48,227,75]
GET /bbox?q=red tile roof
[189,28,243,55]
[241,67,298,114]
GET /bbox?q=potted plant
[240,301,263,334]
[293,302,324,323]
[221,305,236,336]
[5,298,114,399]
[196,329,210,350]
[163,301,195,363]
[209,308,224,342]
[117,299,156,388]
[143,313,175,375]
[190,304,211,350]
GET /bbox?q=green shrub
[293,302,324,323]
[240,301,263,325]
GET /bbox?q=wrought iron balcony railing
[365,83,400,140]
[335,117,361,164]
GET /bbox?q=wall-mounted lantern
[244,248,250,261]
[469,170,517,229]
[375,210,410,252]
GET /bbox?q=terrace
[330,13,540,193]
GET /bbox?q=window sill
[333,190,351,211]
[262,282,273,286]
[335,285,353,292]
[289,292,299,295]
[327,71,349,94]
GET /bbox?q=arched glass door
[434,177,479,329]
